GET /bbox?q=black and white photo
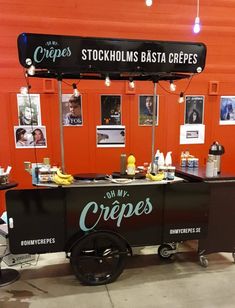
[185,95,204,124]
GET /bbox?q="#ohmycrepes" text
[21,238,55,246]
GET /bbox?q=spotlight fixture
[105,76,111,87]
[170,80,176,92]
[145,0,153,7]
[193,0,201,34]
[178,92,184,104]
[72,83,80,97]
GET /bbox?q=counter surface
[175,166,235,182]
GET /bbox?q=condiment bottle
[127,154,136,175]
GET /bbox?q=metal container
[209,141,225,173]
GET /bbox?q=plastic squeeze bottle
[127,154,136,175]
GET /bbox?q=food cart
[1,33,220,286]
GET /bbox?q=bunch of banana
[52,168,74,185]
[146,172,165,181]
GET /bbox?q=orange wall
[1,0,235,212]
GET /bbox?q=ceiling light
[193,0,201,34]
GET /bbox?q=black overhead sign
[17,33,207,79]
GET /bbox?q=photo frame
[14,126,47,148]
[138,95,159,126]
[219,96,235,125]
[184,95,204,125]
[100,95,121,125]
[17,94,41,126]
[62,94,83,126]
[96,125,125,148]
[180,124,205,144]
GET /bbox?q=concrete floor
[1,242,235,308]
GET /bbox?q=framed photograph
[180,124,205,144]
[17,93,41,126]
[96,125,125,148]
[14,126,47,148]
[62,94,83,126]
[185,95,204,124]
[138,95,159,126]
[220,96,235,125]
[101,95,121,125]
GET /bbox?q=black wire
[158,74,195,97]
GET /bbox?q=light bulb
[73,88,80,97]
[105,76,111,87]
[178,92,184,104]
[145,0,153,7]
[72,83,80,97]
[27,65,35,76]
[193,17,201,34]
[20,86,28,95]
[129,80,135,89]
[170,81,176,92]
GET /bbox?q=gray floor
[1,242,235,308]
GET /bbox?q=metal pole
[150,81,157,173]
[57,79,65,172]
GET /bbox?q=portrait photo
[17,93,41,126]
[185,95,204,125]
[220,96,235,125]
[62,94,83,126]
[14,126,47,148]
[138,95,159,126]
[101,95,121,125]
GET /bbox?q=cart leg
[199,255,209,267]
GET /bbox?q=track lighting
[145,0,153,7]
[170,80,176,92]
[72,83,80,97]
[178,92,184,104]
[105,76,111,87]
[129,79,135,89]
[193,0,201,33]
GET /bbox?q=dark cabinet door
[163,182,210,242]
[6,188,66,254]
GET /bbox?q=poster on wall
[184,95,204,124]
[101,95,121,125]
[180,124,205,144]
[17,94,41,126]
[96,125,125,147]
[220,96,235,125]
[62,94,83,126]
[138,95,159,126]
[14,126,47,148]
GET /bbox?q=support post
[150,81,158,173]
[57,79,65,172]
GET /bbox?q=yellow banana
[53,174,73,185]
[56,168,73,180]
[146,172,165,181]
